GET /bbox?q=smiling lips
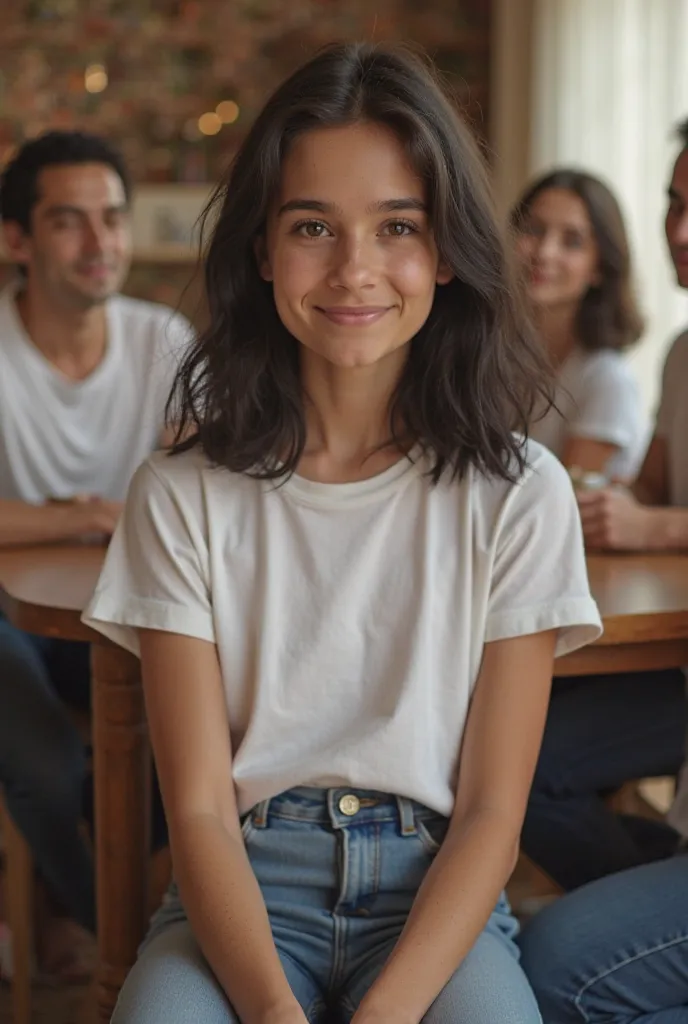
[316,305,391,326]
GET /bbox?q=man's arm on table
[578,435,688,550]
[0,497,122,548]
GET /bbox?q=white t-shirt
[530,347,647,479]
[655,329,688,506]
[84,441,601,817]
[652,329,688,835]
[0,281,191,503]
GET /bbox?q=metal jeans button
[338,793,361,816]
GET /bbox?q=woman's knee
[112,922,235,1024]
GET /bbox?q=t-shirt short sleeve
[655,332,688,440]
[82,457,213,655]
[486,446,602,657]
[568,353,642,449]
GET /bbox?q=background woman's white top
[84,442,601,817]
[530,347,648,480]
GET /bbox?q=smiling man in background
[0,131,188,979]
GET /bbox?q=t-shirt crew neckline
[3,279,119,392]
[282,445,424,509]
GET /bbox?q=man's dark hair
[0,130,131,232]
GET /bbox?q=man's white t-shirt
[0,281,190,503]
[655,330,688,506]
[530,347,647,479]
[650,329,688,835]
[84,441,602,817]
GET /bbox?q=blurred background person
[515,161,688,897]
[0,130,187,981]
[512,169,647,480]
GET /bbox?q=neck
[15,280,108,381]
[299,350,410,483]
[535,304,579,367]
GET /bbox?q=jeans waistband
[247,787,442,835]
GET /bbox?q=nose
[82,218,107,257]
[327,235,377,292]
[534,230,559,263]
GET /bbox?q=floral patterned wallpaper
[0,0,491,318]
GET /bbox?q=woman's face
[260,120,452,373]
[515,187,601,312]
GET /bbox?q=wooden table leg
[91,643,150,1023]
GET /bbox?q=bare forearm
[0,500,86,547]
[358,811,519,1024]
[643,507,688,551]
[170,813,301,1023]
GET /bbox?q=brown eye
[382,220,417,237]
[294,220,331,238]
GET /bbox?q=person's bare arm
[577,434,688,551]
[631,435,670,505]
[139,629,307,1024]
[561,436,619,475]
[353,630,556,1024]
[0,497,122,548]
[578,488,688,551]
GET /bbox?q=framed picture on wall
[131,184,215,261]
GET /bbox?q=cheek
[271,244,323,300]
[388,248,438,299]
[515,236,535,264]
[558,251,595,290]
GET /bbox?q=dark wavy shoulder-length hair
[511,169,644,353]
[171,42,553,483]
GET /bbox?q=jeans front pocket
[414,812,449,855]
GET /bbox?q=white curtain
[530,0,688,416]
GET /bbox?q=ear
[254,235,273,282]
[436,259,453,286]
[3,221,31,267]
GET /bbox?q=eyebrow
[43,202,129,218]
[277,197,427,217]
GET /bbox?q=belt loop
[252,798,271,828]
[396,796,417,837]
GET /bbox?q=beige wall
[489,0,534,216]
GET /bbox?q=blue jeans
[518,854,688,1022]
[113,787,541,1024]
[521,670,686,890]
[0,614,167,932]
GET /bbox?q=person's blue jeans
[113,787,541,1024]
[518,853,688,1022]
[0,613,168,933]
[521,670,686,891]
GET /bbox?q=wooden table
[1,545,688,1020]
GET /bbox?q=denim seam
[265,810,402,826]
[331,909,349,992]
[372,823,380,896]
[574,932,688,1022]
